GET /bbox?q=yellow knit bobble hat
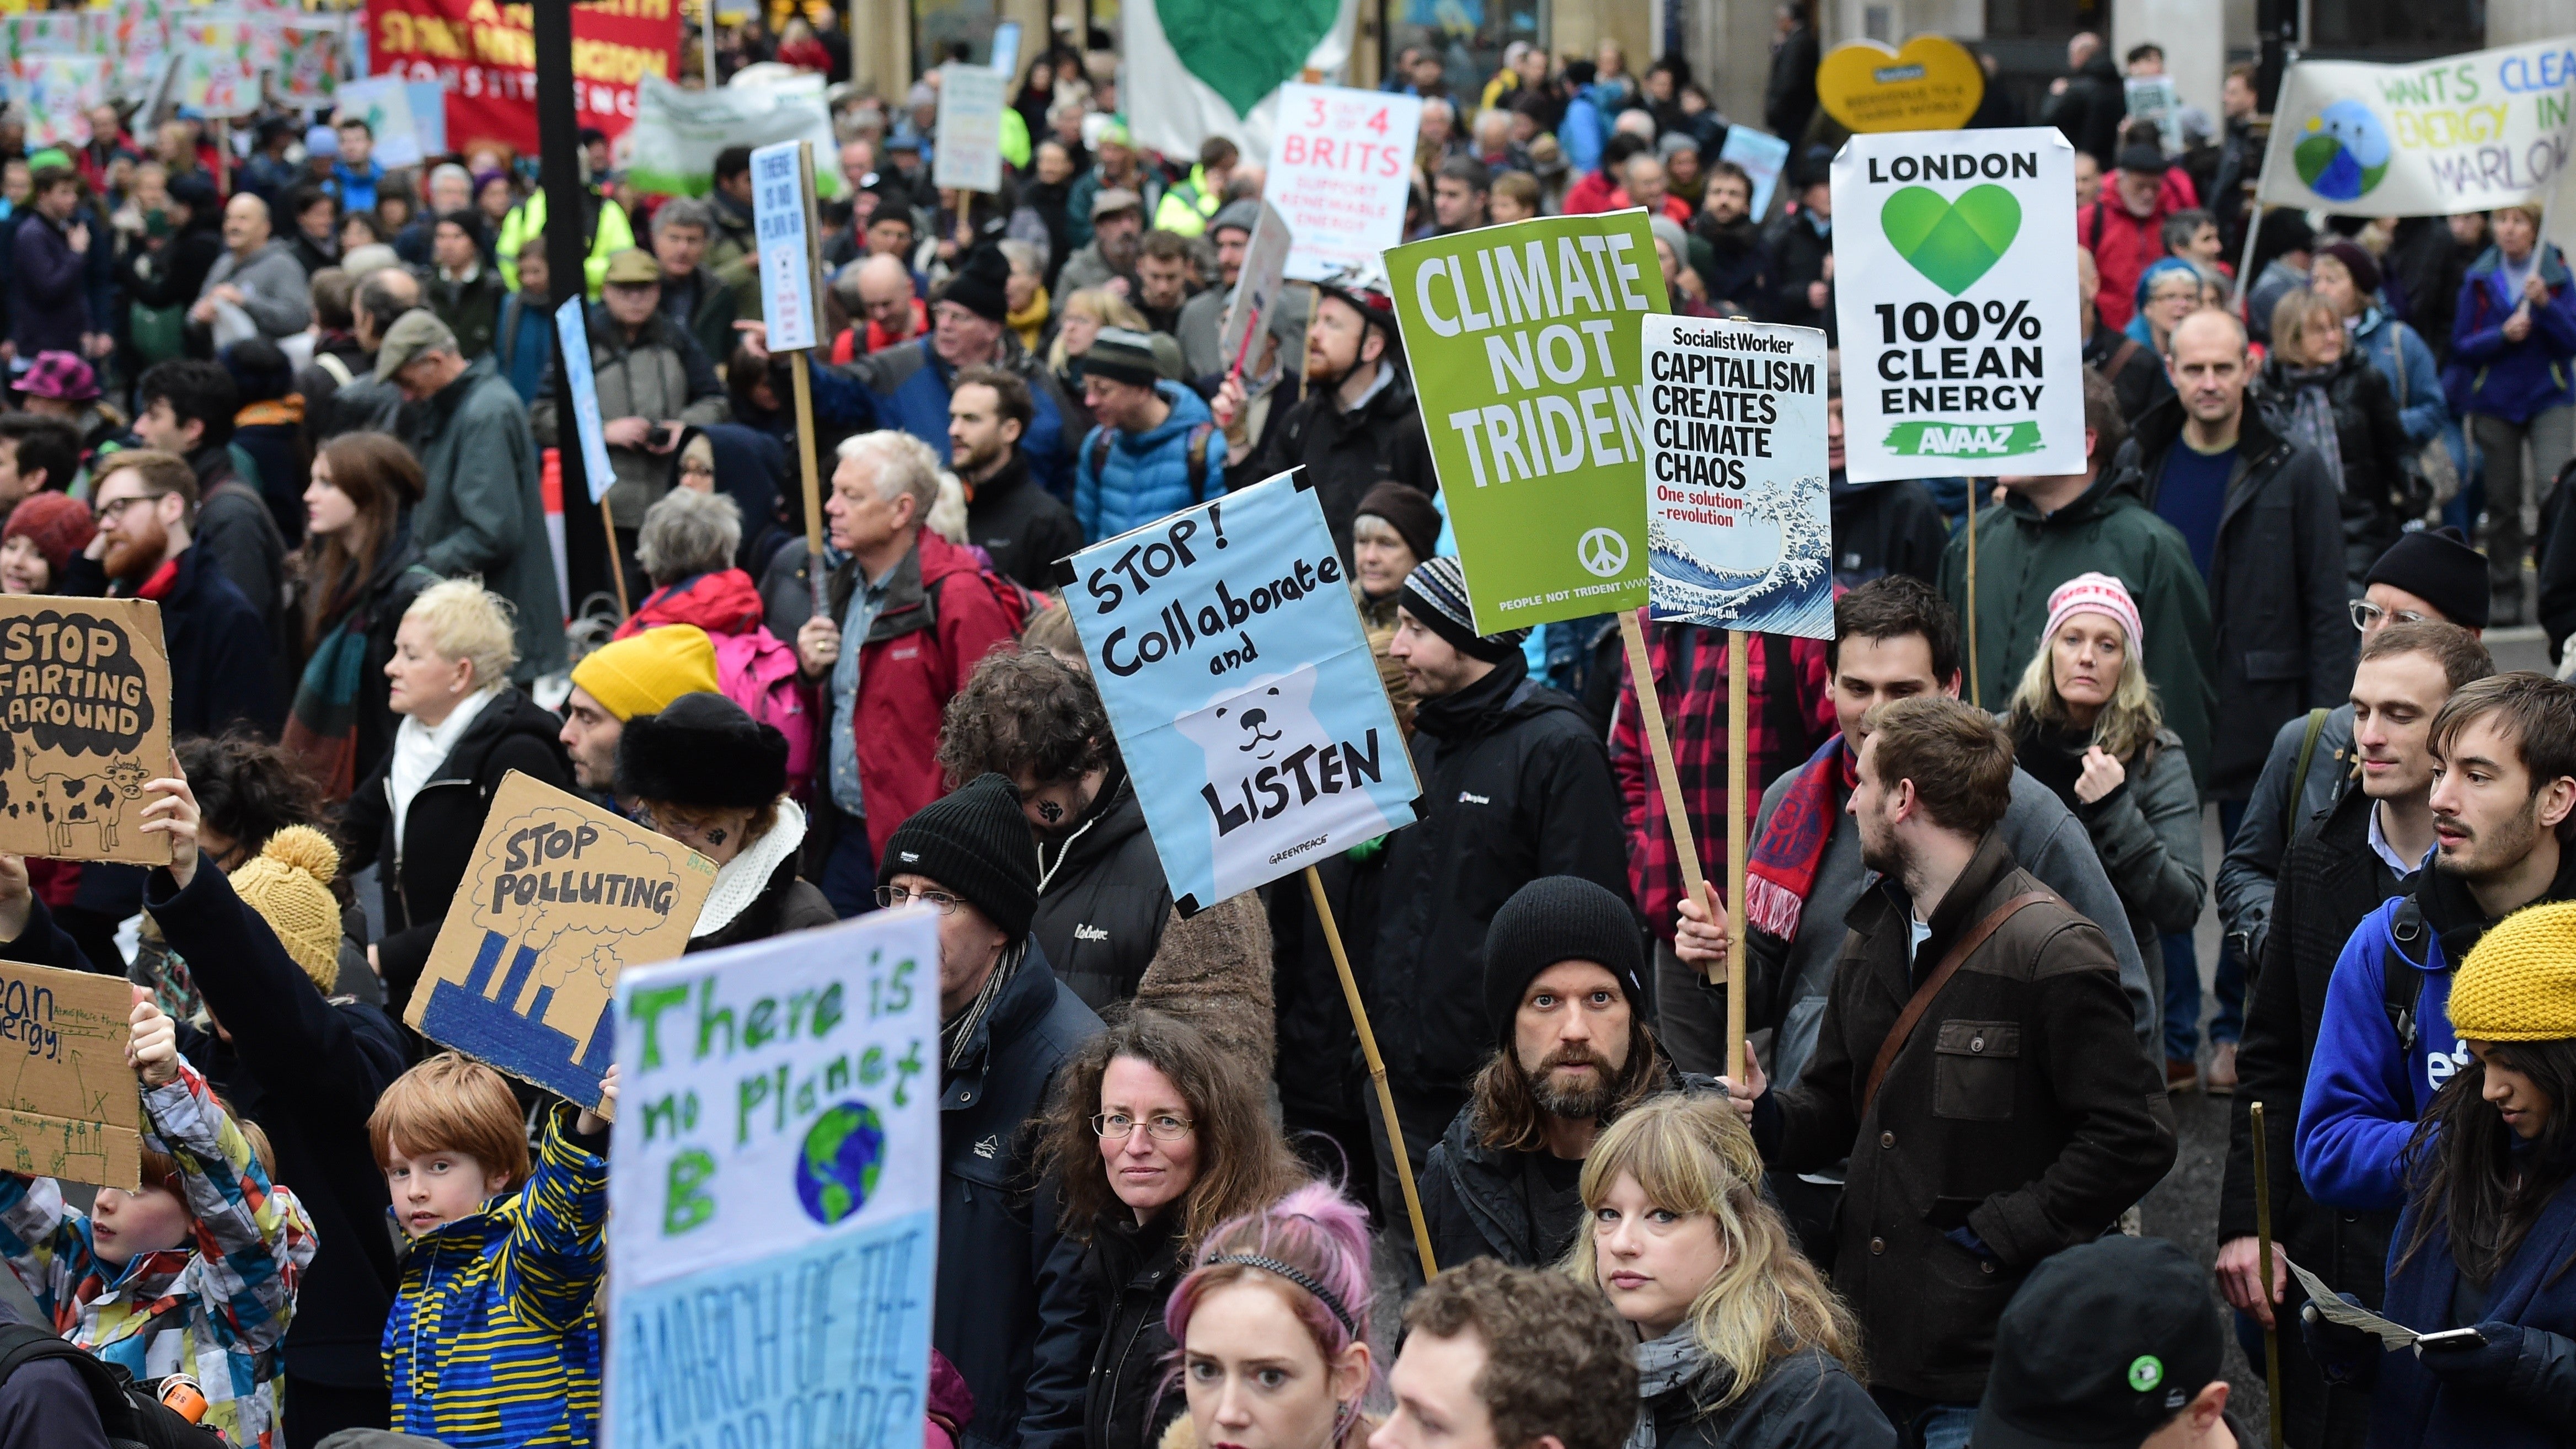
[2448,900,2576,1042]
[228,825,344,993]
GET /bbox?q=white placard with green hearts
[1830,127,2087,482]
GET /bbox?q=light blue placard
[555,298,616,506]
[1063,472,1418,911]
[1718,126,1792,220]
[608,1211,935,1449]
[405,81,447,158]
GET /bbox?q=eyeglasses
[94,494,154,523]
[876,884,966,914]
[1091,1111,1194,1141]
[2349,600,2432,633]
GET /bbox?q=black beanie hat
[2364,526,2490,630]
[939,244,1012,324]
[614,691,788,810]
[1481,876,1646,1051]
[1356,481,1441,566]
[882,773,1038,944]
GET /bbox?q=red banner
[365,0,680,153]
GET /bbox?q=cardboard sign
[1263,82,1424,282]
[749,141,821,352]
[1061,472,1419,910]
[606,911,940,1448]
[1217,201,1295,379]
[1816,36,1986,134]
[1718,125,1792,220]
[406,772,715,1112]
[0,959,139,1189]
[2258,41,2576,217]
[0,598,172,867]
[1831,128,2087,482]
[1642,317,1833,637]
[555,299,618,507]
[1389,210,1669,634]
[934,62,1007,194]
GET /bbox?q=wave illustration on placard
[1648,472,1835,636]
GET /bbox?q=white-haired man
[793,430,1022,916]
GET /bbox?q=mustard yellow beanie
[229,825,344,993]
[569,624,721,722]
[2449,900,2576,1042]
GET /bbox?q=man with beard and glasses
[2218,621,2493,1449]
[1418,875,1693,1270]
[1715,695,2175,1445]
[931,648,1274,1054]
[2297,672,2576,1220]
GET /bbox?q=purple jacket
[2449,242,2576,424]
[7,212,88,358]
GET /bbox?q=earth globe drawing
[795,1100,887,1225]
[2294,99,2392,202]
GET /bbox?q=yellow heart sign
[1816,36,1986,133]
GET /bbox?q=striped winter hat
[1083,327,1168,388]
[1397,556,1529,664]
[2449,901,2576,1042]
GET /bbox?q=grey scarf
[1623,1328,1725,1449]
[2280,366,2348,496]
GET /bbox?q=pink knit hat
[2043,571,2144,654]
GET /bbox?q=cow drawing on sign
[25,758,149,855]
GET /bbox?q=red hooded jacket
[2084,168,2200,331]
[842,532,1021,856]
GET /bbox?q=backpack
[709,627,817,799]
[0,1322,221,1449]
[1086,423,1218,505]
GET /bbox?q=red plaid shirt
[1611,618,1834,942]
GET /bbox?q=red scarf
[1743,734,1859,942]
[132,558,180,601]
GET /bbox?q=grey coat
[2216,703,2354,966]
[404,355,566,678]
[1746,761,2155,1093]
[197,238,310,338]
[530,307,730,528]
[2070,728,2209,966]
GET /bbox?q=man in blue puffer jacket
[2297,672,2576,1212]
[1073,327,1227,542]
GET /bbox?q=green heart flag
[1126,0,1353,162]
[1881,183,2022,296]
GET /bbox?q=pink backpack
[710,626,817,802]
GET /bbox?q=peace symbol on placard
[1578,528,1629,578]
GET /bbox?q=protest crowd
[0,8,2567,1449]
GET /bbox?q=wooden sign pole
[1965,498,1980,703]
[2251,1100,2286,1449]
[601,499,630,617]
[1303,865,1437,1275]
[1617,609,1738,1073]
[1723,629,1749,1082]
[793,141,829,619]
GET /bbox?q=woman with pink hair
[1160,1183,1379,1449]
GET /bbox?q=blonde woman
[2003,573,2206,1079]
[2261,287,2420,582]
[1567,1093,1891,1448]
[343,579,576,1016]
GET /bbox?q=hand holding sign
[126,995,177,1089]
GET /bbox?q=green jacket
[405,355,567,678]
[1939,470,2218,793]
[426,265,508,360]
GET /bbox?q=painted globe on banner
[794,1099,887,1225]
[2293,99,2392,202]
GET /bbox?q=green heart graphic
[1881,184,2022,296]
[1156,0,1338,119]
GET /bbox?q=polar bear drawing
[1174,664,1395,903]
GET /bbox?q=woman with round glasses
[1033,1011,1306,1449]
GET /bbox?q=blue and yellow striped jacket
[384,1105,606,1448]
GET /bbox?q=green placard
[1388,211,1669,635]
